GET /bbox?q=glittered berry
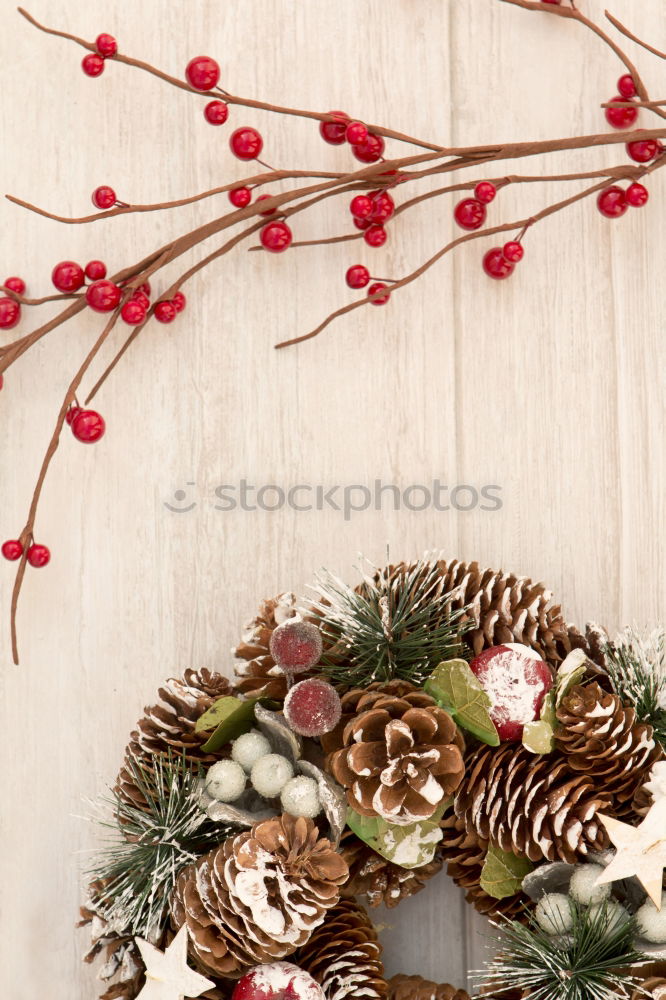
[280,775,321,819]
[482,248,515,280]
[346,121,368,145]
[1,540,23,561]
[284,678,342,738]
[52,261,85,293]
[617,74,637,99]
[26,543,50,568]
[605,96,638,130]
[626,182,649,207]
[369,190,395,223]
[72,409,105,443]
[85,260,107,281]
[257,193,277,217]
[474,181,497,204]
[232,963,325,1000]
[229,186,252,208]
[597,185,628,218]
[345,264,370,289]
[469,643,553,741]
[0,298,20,329]
[95,33,117,58]
[260,221,292,253]
[172,291,186,313]
[269,619,322,673]
[454,198,486,231]
[204,99,228,125]
[319,110,349,145]
[250,754,294,798]
[92,185,117,210]
[367,281,390,305]
[4,276,25,295]
[204,759,246,802]
[363,224,387,248]
[121,299,146,325]
[503,241,524,263]
[350,195,374,221]
[185,55,220,91]
[154,300,177,323]
[352,132,385,163]
[82,53,105,77]
[86,279,121,312]
[230,127,263,160]
[626,136,661,163]
[65,405,82,426]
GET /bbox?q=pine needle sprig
[604,626,666,746]
[308,557,470,687]
[85,752,233,942]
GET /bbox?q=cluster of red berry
[0,275,26,331]
[81,33,118,78]
[597,74,659,218]
[349,190,395,250]
[1,539,50,568]
[345,265,390,306]
[319,111,385,164]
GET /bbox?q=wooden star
[595,798,666,909]
[135,925,215,1000]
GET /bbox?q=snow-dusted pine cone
[170,814,348,978]
[388,975,470,1000]
[339,829,443,909]
[321,681,436,756]
[232,593,298,700]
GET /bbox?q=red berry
[269,620,323,672]
[85,260,107,281]
[95,33,117,58]
[121,300,146,325]
[4,276,25,295]
[626,136,661,163]
[82,53,105,77]
[185,56,220,91]
[350,195,374,221]
[542,0,562,4]
[346,121,368,145]
[1,540,23,561]
[469,643,553,741]
[474,181,497,204]
[345,264,370,289]
[0,374,3,389]
[352,132,385,163]
[230,127,263,160]
[454,198,486,231]
[319,110,349,145]
[503,241,524,263]
[369,190,395,223]
[65,405,81,426]
[131,291,150,310]
[617,74,637,99]
[482,248,515,280]
[597,185,628,218]
[86,279,121,312]
[353,218,371,231]
[204,99,228,125]
[229,186,252,208]
[154,301,177,323]
[363,224,387,248]
[27,543,50,568]
[0,298,20,329]
[257,193,276,217]
[72,409,105,443]
[605,96,638,130]
[172,291,186,313]
[52,261,85,293]
[626,182,649,207]
[135,281,151,297]
[367,281,390,305]
[92,185,117,210]
[232,963,324,1000]
[284,678,342,738]
[260,221,292,253]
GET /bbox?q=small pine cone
[339,829,443,909]
[388,974,470,1000]
[321,681,436,756]
[232,593,298,699]
[555,683,661,816]
[454,743,612,863]
[296,899,389,1000]
[170,814,348,978]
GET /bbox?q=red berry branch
[1,0,666,663]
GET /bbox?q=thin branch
[605,11,666,61]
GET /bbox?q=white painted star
[135,925,215,1000]
[595,799,666,909]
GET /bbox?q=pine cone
[296,899,388,1000]
[321,681,436,756]
[170,814,348,978]
[339,828,443,909]
[631,975,666,1000]
[454,743,612,863]
[388,975,470,1000]
[555,683,660,817]
[233,593,298,699]
[329,687,464,825]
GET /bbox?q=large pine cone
[296,899,388,1000]
[555,683,661,816]
[170,814,348,978]
[329,687,464,825]
[232,593,298,699]
[388,975,470,1000]
[454,743,612,863]
[339,828,443,909]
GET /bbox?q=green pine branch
[604,626,666,745]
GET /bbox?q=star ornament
[595,798,666,909]
[135,925,214,1000]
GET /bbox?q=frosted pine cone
[321,681,436,756]
[388,975,470,1000]
[339,829,443,909]
[233,593,298,700]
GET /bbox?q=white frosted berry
[636,892,666,943]
[535,893,574,935]
[204,759,246,802]
[569,864,611,906]
[251,753,294,798]
[280,775,321,818]
[231,730,272,773]
[588,899,629,935]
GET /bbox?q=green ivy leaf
[346,802,446,870]
[195,696,260,752]
[424,659,500,746]
[555,649,589,706]
[480,843,533,900]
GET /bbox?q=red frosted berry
[65,405,82,426]
[85,260,107,281]
[626,182,649,207]
[474,181,497,204]
[284,678,342,738]
[82,53,105,77]
[269,619,323,673]
[4,276,25,295]
[346,121,368,145]
[605,95,638,130]
[1,540,23,561]
[503,241,524,263]
[229,186,252,208]
[626,136,661,163]
[92,185,117,210]
[52,261,85,293]
[260,221,292,253]
[319,110,349,145]
[352,132,385,163]
[204,99,229,125]
[257,193,277,217]
[597,185,628,218]
[363,224,387,248]
[95,33,117,58]
[72,409,105,443]
[454,198,486,231]
[482,248,515,280]
[367,281,390,305]
[86,279,121,312]
[345,264,370,289]
[369,190,395,223]
[27,543,50,568]
[185,55,220,91]
[230,127,263,160]
[350,195,374,221]
[0,298,20,329]
[618,74,637,99]
[469,643,553,742]
[154,300,177,323]
[172,291,186,313]
[232,964,323,1000]
[121,299,146,325]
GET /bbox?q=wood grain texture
[0,0,664,995]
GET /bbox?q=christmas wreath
[80,557,666,1000]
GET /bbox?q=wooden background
[1,0,665,996]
